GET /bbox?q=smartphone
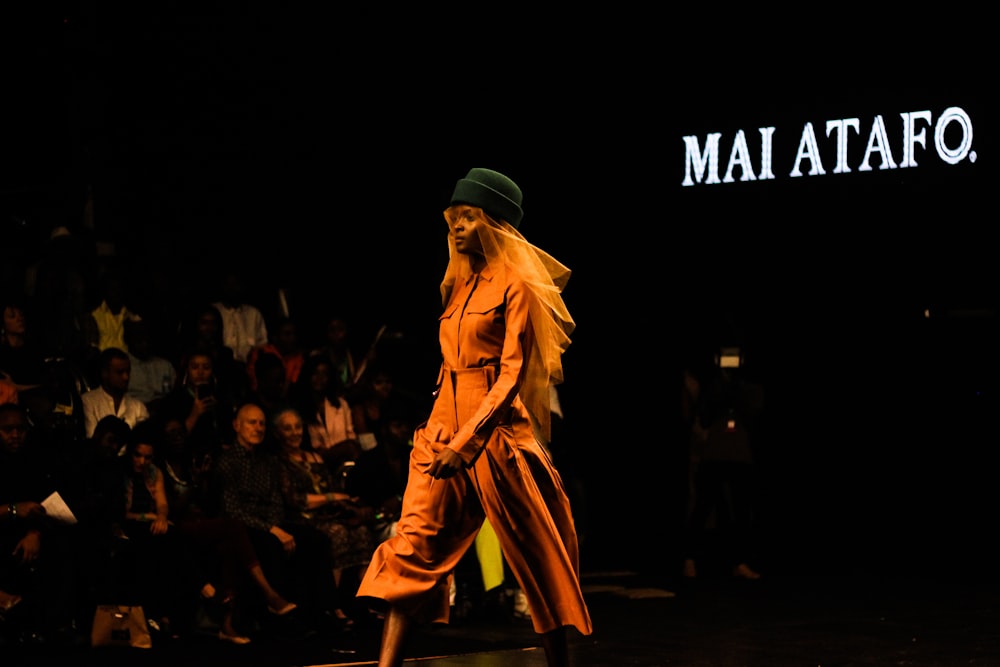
[196,384,214,400]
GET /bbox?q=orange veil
[440,209,574,448]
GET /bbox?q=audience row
[1,224,426,645]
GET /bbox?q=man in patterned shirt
[213,402,338,631]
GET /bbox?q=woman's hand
[191,395,217,419]
[150,515,169,535]
[427,447,463,479]
[13,530,41,563]
[270,525,296,555]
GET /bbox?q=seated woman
[114,422,209,640]
[160,349,239,459]
[288,355,360,472]
[271,406,377,628]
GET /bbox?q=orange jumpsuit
[357,263,592,636]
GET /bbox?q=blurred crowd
[0,219,446,646]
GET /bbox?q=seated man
[0,403,85,645]
[80,347,150,440]
[211,402,339,634]
[123,319,177,417]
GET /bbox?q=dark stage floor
[4,567,1000,667]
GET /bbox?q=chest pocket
[439,304,459,323]
[465,279,506,320]
[465,294,506,344]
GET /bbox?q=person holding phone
[160,349,238,458]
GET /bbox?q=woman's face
[2,306,26,335]
[448,205,486,256]
[309,362,331,393]
[275,322,299,351]
[95,430,121,458]
[372,373,393,399]
[186,353,214,386]
[163,419,187,454]
[275,411,304,449]
[0,409,28,455]
[130,443,155,473]
[196,311,220,339]
[325,318,348,346]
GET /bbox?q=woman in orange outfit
[357,168,592,667]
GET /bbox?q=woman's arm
[150,468,171,534]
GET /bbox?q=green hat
[450,168,523,228]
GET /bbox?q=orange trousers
[357,367,592,636]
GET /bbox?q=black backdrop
[3,6,996,578]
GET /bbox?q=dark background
[3,6,996,579]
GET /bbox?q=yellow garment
[474,519,505,592]
[91,301,141,352]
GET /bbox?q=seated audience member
[247,352,292,421]
[64,415,130,539]
[0,295,84,448]
[73,309,104,392]
[348,361,415,453]
[124,262,185,368]
[211,403,338,633]
[308,313,359,390]
[89,266,143,353]
[124,318,177,416]
[0,403,83,645]
[62,416,131,621]
[160,349,238,459]
[176,302,247,400]
[246,315,306,393]
[19,356,90,461]
[80,347,150,439]
[23,224,96,363]
[211,268,268,367]
[0,294,48,398]
[350,398,416,543]
[272,406,377,628]
[114,421,208,639]
[288,354,359,471]
[150,413,296,644]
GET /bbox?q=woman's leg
[542,626,570,667]
[377,605,412,667]
[247,563,295,612]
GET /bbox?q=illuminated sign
[681,106,975,186]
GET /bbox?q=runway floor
[4,566,1000,666]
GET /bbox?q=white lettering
[858,115,897,172]
[827,118,860,174]
[901,110,932,168]
[681,133,722,186]
[758,127,776,180]
[934,106,973,165]
[722,130,757,183]
[789,123,826,177]
[682,106,974,186]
